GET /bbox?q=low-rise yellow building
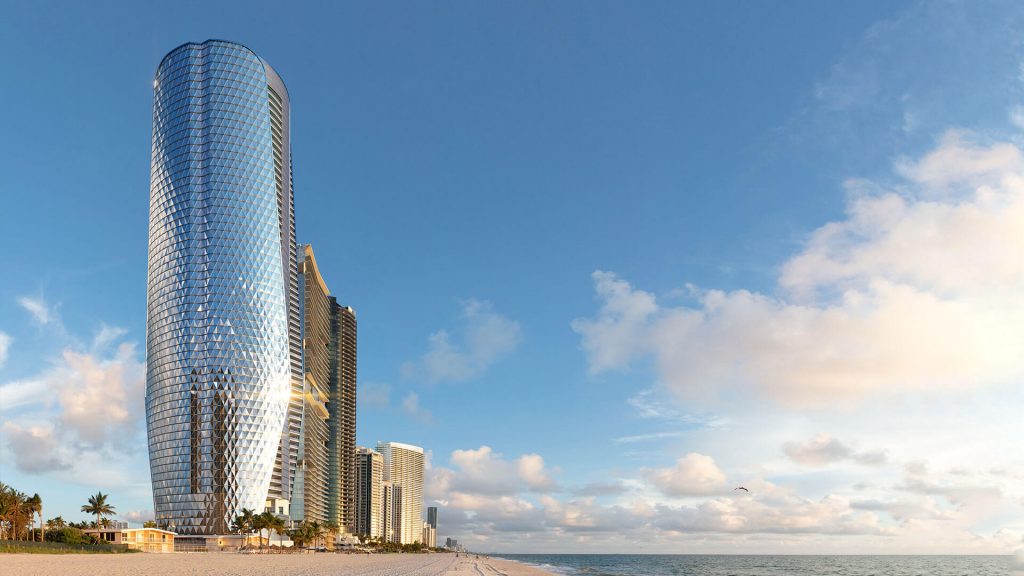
[84,527,175,552]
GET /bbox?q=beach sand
[1,552,554,576]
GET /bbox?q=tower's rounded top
[154,39,289,98]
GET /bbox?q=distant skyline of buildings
[144,39,438,544]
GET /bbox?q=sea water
[494,554,1015,576]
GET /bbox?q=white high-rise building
[376,441,424,545]
[422,522,436,548]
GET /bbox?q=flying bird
[734,486,749,493]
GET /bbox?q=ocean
[494,554,1017,576]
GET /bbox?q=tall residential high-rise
[376,442,425,544]
[292,245,359,528]
[355,447,383,538]
[328,302,357,531]
[293,245,332,523]
[427,506,438,529]
[145,39,299,535]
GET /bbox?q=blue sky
[2,0,1023,553]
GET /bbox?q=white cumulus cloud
[0,331,145,476]
[573,134,1024,406]
[1,422,72,473]
[428,445,558,500]
[645,453,729,497]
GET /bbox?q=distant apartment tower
[376,442,424,544]
[382,481,402,543]
[422,522,436,548]
[355,447,383,538]
[146,39,300,535]
[427,506,437,529]
[328,303,357,531]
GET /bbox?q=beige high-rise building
[291,245,332,523]
[376,441,424,545]
[288,245,359,529]
[381,481,402,544]
[355,447,383,538]
[422,522,436,548]
[329,303,357,532]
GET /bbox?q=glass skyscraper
[145,39,301,535]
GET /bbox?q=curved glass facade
[145,40,292,535]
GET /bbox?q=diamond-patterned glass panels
[145,40,291,535]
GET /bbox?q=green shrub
[45,527,94,545]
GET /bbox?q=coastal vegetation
[1,482,35,541]
[0,539,136,554]
[1,484,131,554]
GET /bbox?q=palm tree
[288,521,318,550]
[231,508,257,548]
[81,492,115,533]
[325,521,340,551]
[47,516,66,530]
[13,491,32,540]
[26,494,42,542]
[266,515,286,551]
[309,521,326,550]
[0,484,36,541]
[0,484,21,540]
[263,511,280,551]
[287,526,306,549]
[253,511,273,552]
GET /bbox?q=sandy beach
[1,552,554,576]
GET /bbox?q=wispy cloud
[784,434,887,467]
[359,382,391,409]
[575,480,628,497]
[0,332,10,368]
[18,295,59,327]
[120,509,155,523]
[0,379,47,412]
[613,431,684,445]
[91,324,127,354]
[626,389,728,429]
[404,299,521,384]
[401,391,435,425]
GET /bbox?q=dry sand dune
[1,552,554,576]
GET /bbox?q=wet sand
[1,552,554,576]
